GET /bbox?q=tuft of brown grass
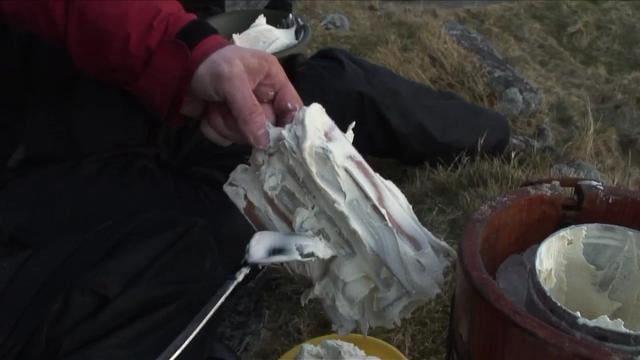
[367,17,493,107]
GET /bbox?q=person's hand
[181,45,303,149]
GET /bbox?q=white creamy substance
[224,103,455,334]
[536,224,640,333]
[294,340,380,360]
[232,14,297,53]
[246,231,334,264]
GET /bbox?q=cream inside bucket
[535,224,640,333]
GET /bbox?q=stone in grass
[320,14,351,31]
[444,21,542,118]
[507,123,559,158]
[551,160,604,182]
[508,135,537,154]
[501,87,524,117]
[534,123,553,148]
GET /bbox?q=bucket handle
[520,177,604,211]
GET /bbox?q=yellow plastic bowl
[278,333,408,360]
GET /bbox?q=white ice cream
[295,340,380,360]
[232,14,297,53]
[224,103,455,334]
[536,224,640,333]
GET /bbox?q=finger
[255,57,303,126]
[254,85,276,103]
[206,103,246,144]
[273,83,303,126]
[223,71,269,150]
[200,120,232,147]
[261,103,276,126]
[215,103,247,143]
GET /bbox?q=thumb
[224,71,270,149]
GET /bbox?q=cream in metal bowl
[527,223,640,353]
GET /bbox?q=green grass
[244,1,640,358]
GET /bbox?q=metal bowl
[529,223,640,353]
[207,9,311,59]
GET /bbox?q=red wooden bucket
[449,179,639,360]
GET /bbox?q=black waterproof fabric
[286,49,510,164]
[0,14,510,360]
[0,25,252,360]
[180,0,293,18]
[0,157,252,360]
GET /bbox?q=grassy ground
[244,1,640,358]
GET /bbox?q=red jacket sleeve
[0,0,229,123]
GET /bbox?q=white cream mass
[294,340,380,360]
[224,103,455,333]
[536,225,640,333]
[232,14,297,53]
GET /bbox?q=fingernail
[286,102,299,111]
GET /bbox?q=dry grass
[297,1,494,107]
[452,1,640,173]
[243,1,640,359]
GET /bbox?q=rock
[534,123,553,147]
[551,161,604,181]
[444,21,543,118]
[506,123,558,157]
[320,13,351,31]
[499,87,524,117]
[508,135,537,154]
